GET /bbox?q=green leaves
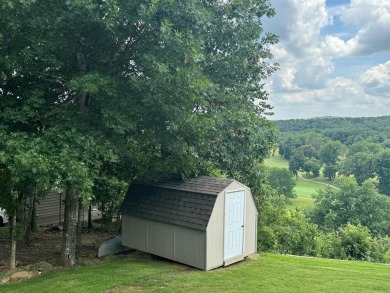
[1,0,278,203]
[267,167,296,198]
[376,149,390,195]
[310,177,390,237]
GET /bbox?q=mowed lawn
[264,155,338,210]
[1,253,389,293]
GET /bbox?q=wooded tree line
[256,116,390,263]
[275,116,390,145]
[258,166,390,263]
[0,0,278,268]
[276,120,390,195]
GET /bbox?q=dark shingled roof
[120,176,235,230]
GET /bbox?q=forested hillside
[255,116,390,264]
[274,116,390,193]
[275,116,390,144]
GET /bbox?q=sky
[263,0,390,120]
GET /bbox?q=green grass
[2,254,389,292]
[287,176,322,210]
[264,155,289,169]
[265,155,341,210]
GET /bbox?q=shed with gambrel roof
[120,176,258,270]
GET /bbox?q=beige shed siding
[145,220,174,260]
[244,191,258,255]
[122,214,146,251]
[122,214,206,270]
[174,226,206,270]
[206,191,225,270]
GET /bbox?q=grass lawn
[265,155,342,210]
[1,254,389,293]
[264,154,289,169]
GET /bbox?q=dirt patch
[1,271,36,284]
[0,225,118,276]
[104,285,142,293]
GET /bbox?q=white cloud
[270,74,390,120]
[322,35,353,56]
[264,0,390,119]
[360,61,390,97]
[265,0,333,90]
[324,0,390,56]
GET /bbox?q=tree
[288,149,305,176]
[1,0,278,267]
[320,141,342,165]
[296,144,319,159]
[376,149,390,196]
[308,177,390,237]
[276,209,318,256]
[338,224,371,260]
[278,135,302,160]
[320,141,342,180]
[323,163,338,180]
[267,167,296,198]
[303,157,321,177]
[315,224,373,261]
[340,151,376,185]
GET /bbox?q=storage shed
[120,176,258,270]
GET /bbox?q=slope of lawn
[1,254,389,293]
[287,177,318,209]
[264,155,339,210]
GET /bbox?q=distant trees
[308,177,390,237]
[288,144,321,177]
[319,141,343,180]
[263,116,390,263]
[275,116,390,145]
[267,167,296,198]
[303,157,321,177]
[376,150,390,196]
[278,120,390,186]
[279,131,345,179]
[340,152,376,185]
[288,150,305,177]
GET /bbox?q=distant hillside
[274,116,390,144]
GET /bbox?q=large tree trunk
[76,198,83,258]
[61,185,79,267]
[10,214,17,270]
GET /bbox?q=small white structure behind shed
[120,176,258,270]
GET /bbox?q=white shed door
[224,190,245,260]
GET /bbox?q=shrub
[338,223,371,260]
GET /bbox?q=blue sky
[263,0,390,120]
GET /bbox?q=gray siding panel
[36,191,64,225]
[244,194,258,255]
[206,192,225,270]
[146,221,174,260]
[122,215,206,270]
[122,214,146,251]
[174,226,206,270]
